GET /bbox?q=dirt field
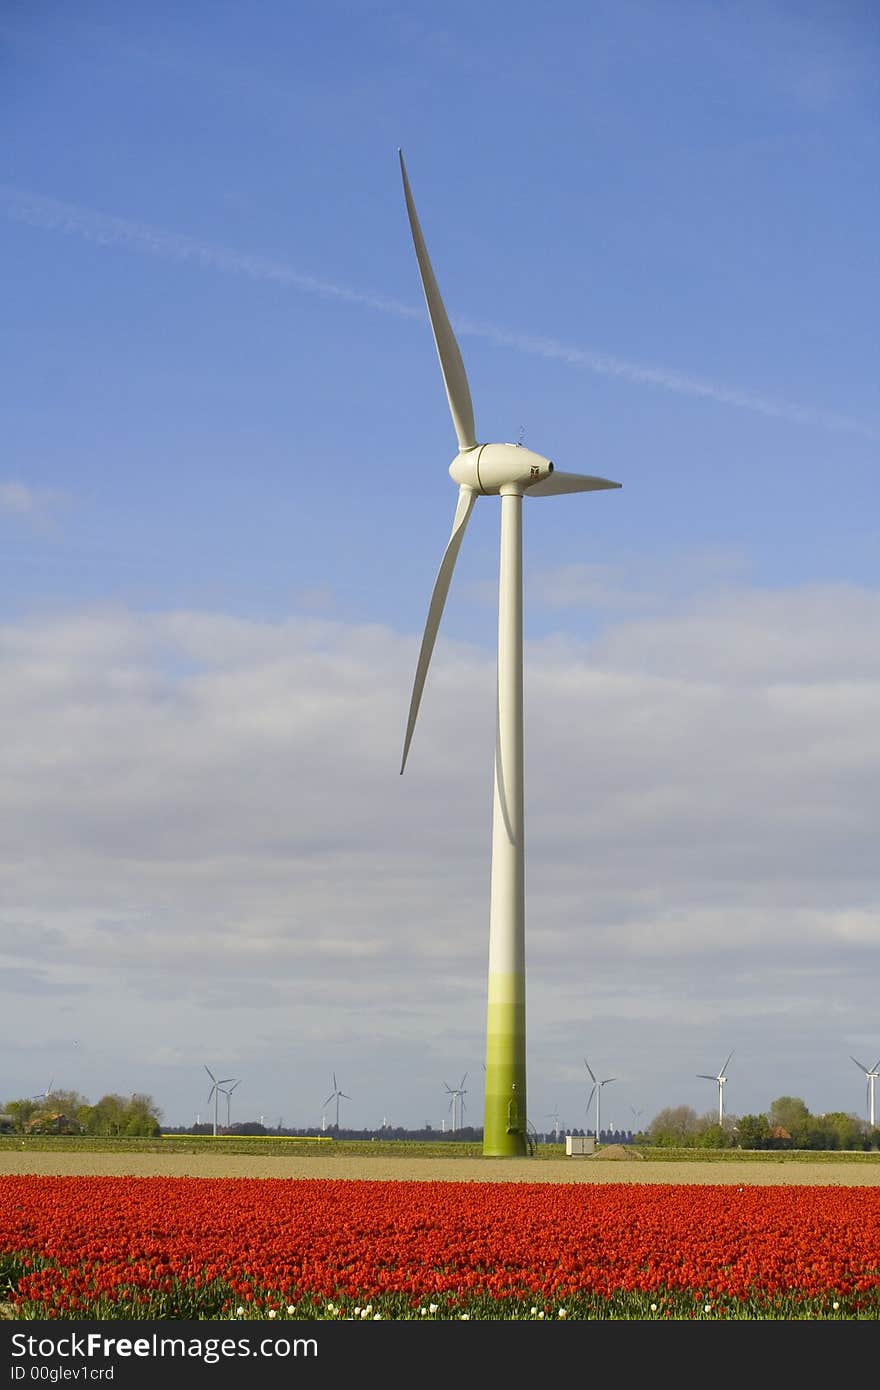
[2,1147,879,1185]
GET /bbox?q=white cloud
[2,586,878,1126]
[527,547,751,612]
[0,479,61,518]
[0,480,64,539]
[0,481,34,513]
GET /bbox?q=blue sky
[2,0,879,1133]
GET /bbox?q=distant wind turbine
[220,1079,241,1131]
[584,1058,616,1143]
[30,1078,55,1104]
[697,1050,734,1126]
[444,1073,468,1132]
[323,1073,350,1132]
[397,151,621,1157]
[205,1065,235,1138]
[850,1055,880,1129]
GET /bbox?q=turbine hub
[449,443,553,495]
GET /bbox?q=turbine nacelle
[449,443,553,495]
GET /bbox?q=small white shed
[565,1135,596,1156]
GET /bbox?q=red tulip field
[2,1175,879,1320]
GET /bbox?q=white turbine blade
[873,1059,880,1072]
[851,1056,868,1072]
[526,470,621,497]
[341,1092,351,1100]
[400,484,477,774]
[205,1066,216,1083]
[459,1072,468,1089]
[584,1058,597,1083]
[322,1092,335,1107]
[586,1084,596,1111]
[720,1050,734,1074]
[697,1074,716,1081]
[399,151,477,452]
[602,1078,617,1086]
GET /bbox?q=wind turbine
[444,1073,468,1132]
[205,1065,234,1138]
[323,1073,350,1132]
[220,1079,241,1131]
[697,1050,734,1126]
[584,1058,616,1143]
[850,1055,880,1129]
[397,151,622,1158]
[30,1078,55,1104]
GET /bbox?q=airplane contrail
[1,185,419,318]
[2,184,876,441]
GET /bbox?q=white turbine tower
[851,1055,880,1129]
[697,1050,734,1126]
[205,1065,234,1138]
[323,1073,350,1132]
[584,1058,616,1144]
[397,151,621,1158]
[444,1073,468,1132]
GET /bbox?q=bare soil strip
[1,1150,878,1184]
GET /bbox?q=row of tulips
[2,1176,879,1320]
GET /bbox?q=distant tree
[5,1090,163,1138]
[737,1113,772,1149]
[812,1111,865,1152]
[40,1090,89,1128]
[695,1122,730,1149]
[9,1088,88,1135]
[768,1096,811,1147]
[83,1094,129,1137]
[2,1099,39,1132]
[648,1106,700,1146]
[123,1093,162,1137]
[769,1096,809,1130]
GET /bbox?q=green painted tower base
[483,975,529,1156]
